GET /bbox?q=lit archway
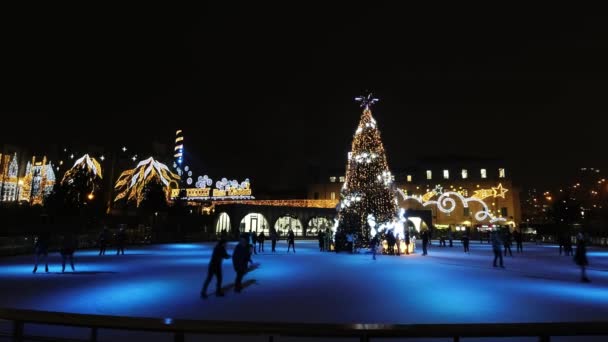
[215,212,231,235]
[307,217,332,236]
[274,216,304,237]
[239,213,270,236]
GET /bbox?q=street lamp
[87,193,94,201]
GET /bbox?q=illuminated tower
[174,130,184,167]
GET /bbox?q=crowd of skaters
[30,224,593,284]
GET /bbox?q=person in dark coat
[287,229,295,253]
[574,233,590,282]
[558,233,565,256]
[404,230,410,255]
[257,231,265,253]
[201,239,230,298]
[318,230,325,251]
[232,236,251,293]
[249,231,257,255]
[61,233,77,273]
[503,229,513,257]
[514,230,524,253]
[98,227,108,256]
[448,229,453,247]
[462,231,470,253]
[115,227,126,255]
[33,232,50,273]
[492,230,504,268]
[421,230,429,256]
[370,234,379,260]
[270,229,278,253]
[564,234,574,256]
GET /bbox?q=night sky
[2,5,608,194]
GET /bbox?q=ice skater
[574,233,590,283]
[404,230,410,255]
[421,230,429,256]
[115,227,126,255]
[201,239,230,298]
[257,231,265,253]
[60,233,77,273]
[564,235,574,256]
[32,232,50,273]
[514,229,523,253]
[98,227,108,256]
[287,229,295,253]
[249,230,257,255]
[270,229,277,253]
[370,234,379,260]
[492,230,504,268]
[318,230,325,251]
[462,231,470,253]
[503,229,513,257]
[232,236,251,293]
[448,229,453,247]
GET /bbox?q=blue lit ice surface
[0,240,608,324]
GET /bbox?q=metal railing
[1,308,608,342]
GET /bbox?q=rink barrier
[1,307,608,342]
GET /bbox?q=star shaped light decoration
[433,185,444,196]
[354,93,379,109]
[492,183,508,198]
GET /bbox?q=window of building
[339,176,345,182]
[481,169,487,179]
[426,170,432,180]
[463,207,470,217]
[330,192,336,200]
[461,169,468,179]
[330,176,336,183]
[499,168,506,178]
[314,192,319,200]
[407,175,412,182]
[501,207,508,217]
[443,169,449,179]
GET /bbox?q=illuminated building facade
[20,156,56,205]
[309,163,521,231]
[0,153,20,202]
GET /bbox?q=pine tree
[337,94,397,247]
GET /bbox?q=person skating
[249,230,257,255]
[115,227,126,255]
[257,231,265,253]
[287,229,296,253]
[318,230,325,251]
[33,232,50,273]
[564,234,574,256]
[448,229,453,247]
[492,229,504,268]
[98,227,108,256]
[270,229,277,253]
[370,234,379,260]
[503,229,513,257]
[404,230,410,255]
[514,230,523,253]
[421,230,429,256]
[201,239,230,298]
[60,233,77,273]
[462,231,470,253]
[574,233,590,282]
[232,236,251,293]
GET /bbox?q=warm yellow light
[17,179,23,185]
[87,193,94,200]
[546,196,552,201]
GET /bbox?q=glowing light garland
[114,157,180,206]
[397,189,507,223]
[62,154,103,185]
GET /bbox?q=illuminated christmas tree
[337,94,397,247]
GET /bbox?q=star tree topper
[355,93,379,109]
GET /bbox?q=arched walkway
[239,213,270,236]
[215,212,231,235]
[307,217,332,236]
[274,215,303,237]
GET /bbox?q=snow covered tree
[336,94,397,247]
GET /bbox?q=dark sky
[2,5,608,194]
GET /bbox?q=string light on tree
[336,93,397,247]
